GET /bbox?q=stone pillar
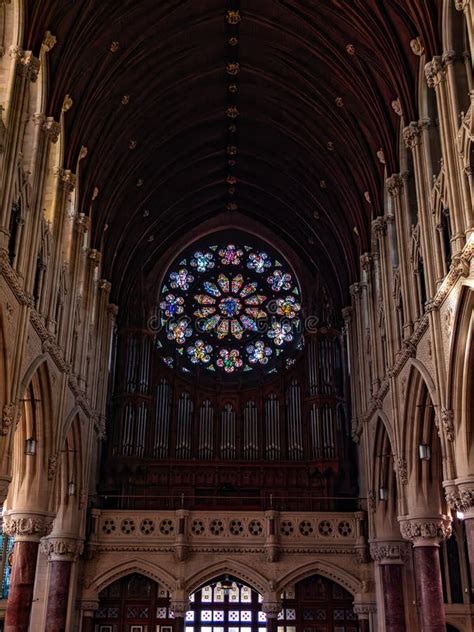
[80,600,98,632]
[353,604,376,632]
[262,597,282,632]
[446,481,474,596]
[400,516,452,632]
[42,537,84,632]
[2,512,53,632]
[170,597,189,632]
[370,541,408,632]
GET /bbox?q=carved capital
[386,174,403,197]
[353,603,377,616]
[425,56,444,88]
[41,537,84,561]
[360,253,372,272]
[445,483,474,514]
[170,600,190,618]
[455,0,469,9]
[403,122,421,149]
[55,168,76,192]
[399,515,452,546]
[261,602,283,618]
[372,217,387,238]
[19,51,40,82]
[370,541,409,563]
[3,512,54,541]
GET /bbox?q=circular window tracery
[156,232,303,378]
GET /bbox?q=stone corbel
[264,510,280,562]
[385,174,403,197]
[42,117,60,143]
[424,56,444,88]
[402,122,422,149]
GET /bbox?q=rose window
[157,232,303,378]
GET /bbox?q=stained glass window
[157,232,302,377]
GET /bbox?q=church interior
[0,1,472,631]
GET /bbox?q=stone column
[262,599,282,632]
[400,516,452,632]
[3,512,53,632]
[170,598,189,632]
[42,537,84,632]
[370,541,408,632]
[353,604,376,632]
[446,481,474,595]
[80,600,98,632]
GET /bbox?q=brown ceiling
[25,0,440,313]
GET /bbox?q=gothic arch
[401,363,445,515]
[185,559,269,596]
[446,284,474,477]
[276,560,362,597]
[371,416,400,537]
[88,558,177,596]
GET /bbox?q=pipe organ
[107,328,352,508]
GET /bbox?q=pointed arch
[276,560,362,596]
[447,284,474,476]
[185,559,270,596]
[89,558,176,595]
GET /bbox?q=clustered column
[400,516,451,632]
[3,511,53,632]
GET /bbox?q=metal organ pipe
[221,403,236,460]
[136,402,148,457]
[122,402,135,456]
[154,379,171,458]
[243,400,258,460]
[310,403,321,459]
[199,400,214,459]
[265,394,280,460]
[286,380,303,460]
[176,392,193,459]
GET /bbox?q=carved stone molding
[439,408,455,441]
[41,537,84,561]
[395,457,408,485]
[1,402,18,435]
[3,513,54,541]
[369,541,409,563]
[399,515,452,546]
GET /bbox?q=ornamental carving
[42,31,57,52]
[1,402,17,435]
[445,487,474,513]
[41,537,84,560]
[261,602,282,617]
[226,62,240,76]
[424,57,443,88]
[410,37,424,56]
[396,457,408,485]
[370,541,409,563]
[399,516,452,544]
[170,601,190,617]
[391,98,402,116]
[440,408,455,441]
[47,452,58,480]
[386,174,403,197]
[3,514,53,539]
[226,9,241,24]
[403,122,421,149]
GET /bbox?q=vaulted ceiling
[25,0,441,313]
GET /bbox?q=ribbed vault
[24,0,441,311]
